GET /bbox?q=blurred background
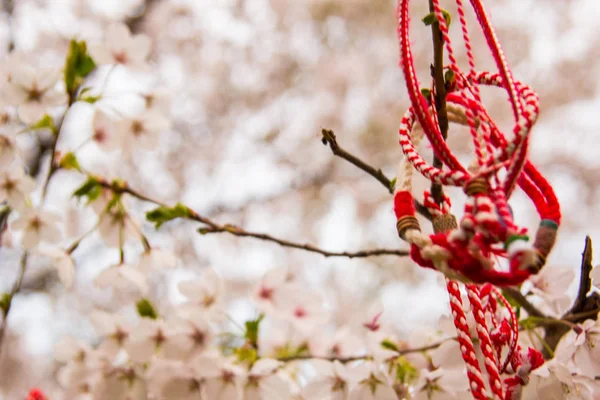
[0,0,599,398]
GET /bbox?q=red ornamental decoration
[26,388,48,400]
[393,0,559,399]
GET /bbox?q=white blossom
[38,247,76,288]
[178,268,225,320]
[115,109,170,150]
[12,208,62,249]
[91,109,122,151]
[89,23,152,70]
[4,64,67,124]
[243,358,291,400]
[304,360,365,400]
[125,318,171,363]
[89,310,134,358]
[163,309,213,360]
[412,368,469,400]
[94,263,148,296]
[138,248,178,272]
[0,165,35,210]
[555,315,600,377]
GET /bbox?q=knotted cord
[393,1,559,398]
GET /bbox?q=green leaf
[444,69,455,86]
[234,346,258,365]
[420,88,431,99]
[81,94,102,104]
[422,9,452,28]
[59,152,81,172]
[64,39,97,94]
[73,177,102,203]
[389,178,397,192]
[395,356,418,384]
[381,339,399,352]
[0,293,11,315]
[31,114,56,133]
[136,298,158,319]
[145,203,192,229]
[244,314,265,348]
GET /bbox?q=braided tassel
[466,284,504,400]
[447,279,488,400]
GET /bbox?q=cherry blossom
[138,248,178,272]
[0,133,17,166]
[177,268,225,319]
[92,365,148,400]
[554,315,600,377]
[37,247,76,288]
[90,109,121,151]
[3,64,67,124]
[115,109,170,150]
[252,266,293,313]
[194,354,246,400]
[89,310,134,358]
[303,359,365,400]
[412,368,469,400]
[11,208,62,249]
[0,165,36,210]
[522,265,575,316]
[243,358,291,400]
[125,318,172,363]
[347,363,397,400]
[97,206,139,248]
[89,23,152,70]
[526,359,600,400]
[162,309,213,360]
[94,263,148,296]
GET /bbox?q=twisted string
[393,1,561,399]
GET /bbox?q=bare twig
[2,0,14,52]
[320,129,432,220]
[503,287,545,318]
[100,179,410,259]
[569,236,593,314]
[199,225,409,258]
[0,252,28,352]
[428,0,449,206]
[277,337,454,363]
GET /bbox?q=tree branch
[569,236,593,314]
[100,179,409,259]
[320,129,432,220]
[428,0,450,206]
[503,287,545,318]
[277,337,454,363]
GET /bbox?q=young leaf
[73,177,102,203]
[136,298,158,319]
[381,338,400,352]
[59,152,81,172]
[422,9,452,28]
[145,203,192,229]
[244,314,265,348]
[0,292,11,315]
[64,40,97,94]
[395,356,418,384]
[30,114,56,133]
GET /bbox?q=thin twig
[277,337,454,363]
[199,225,409,258]
[569,236,593,314]
[0,252,28,352]
[428,0,449,206]
[320,129,432,220]
[503,287,545,318]
[100,179,410,259]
